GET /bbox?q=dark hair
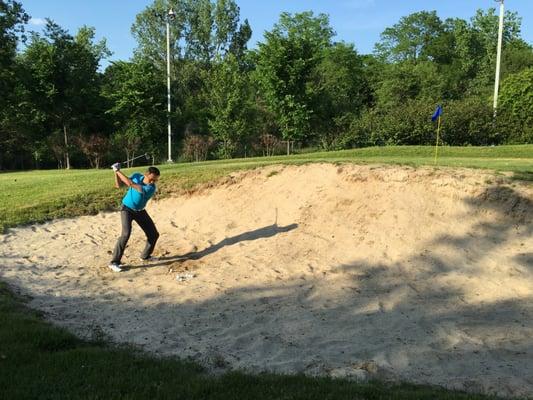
[147,166,161,176]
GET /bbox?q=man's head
[144,166,160,184]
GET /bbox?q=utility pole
[493,0,505,116]
[166,8,176,162]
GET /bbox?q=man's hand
[114,169,143,193]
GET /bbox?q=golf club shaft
[122,153,149,165]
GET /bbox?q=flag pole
[434,115,441,165]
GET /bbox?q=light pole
[493,0,505,116]
[166,8,175,162]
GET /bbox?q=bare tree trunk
[63,125,70,170]
[286,140,290,156]
[125,149,131,168]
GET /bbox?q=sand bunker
[1,164,532,397]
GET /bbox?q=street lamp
[166,8,176,162]
[493,0,505,116]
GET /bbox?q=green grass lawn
[1,145,532,234]
[0,145,531,399]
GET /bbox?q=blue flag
[431,105,443,122]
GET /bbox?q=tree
[19,21,109,169]
[131,0,186,71]
[311,42,369,149]
[498,67,533,143]
[132,0,250,66]
[375,11,444,63]
[102,60,166,163]
[0,0,28,105]
[229,18,251,65]
[77,133,109,168]
[470,8,524,88]
[374,60,445,108]
[254,11,334,152]
[205,54,252,158]
[0,0,28,169]
[131,0,252,153]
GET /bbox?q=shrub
[440,97,497,145]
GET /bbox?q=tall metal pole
[493,0,505,116]
[166,14,173,162]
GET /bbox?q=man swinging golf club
[108,161,161,272]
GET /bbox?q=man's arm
[114,171,123,189]
[115,170,142,193]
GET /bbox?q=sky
[21,0,533,69]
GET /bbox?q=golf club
[122,153,150,165]
[110,153,151,170]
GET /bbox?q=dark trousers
[111,205,159,264]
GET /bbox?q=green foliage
[131,0,187,71]
[342,97,498,148]
[467,8,525,88]
[375,11,444,63]
[440,97,497,145]
[102,60,166,162]
[205,54,253,158]
[132,0,250,67]
[130,0,251,160]
[5,20,109,169]
[2,3,533,169]
[499,67,533,118]
[254,11,334,145]
[311,42,369,149]
[377,100,435,145]
[0,0,28,102]
[0,0,29,169]
[375,61,445,108]
[497,67,533,144]
[344,101,434,147]
[471,8,522,48]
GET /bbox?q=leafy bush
[497,68,533,144]
[342,100,435,147]
[440,97,497,145]
[341,97,501,148]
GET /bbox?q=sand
[1,164,532,398]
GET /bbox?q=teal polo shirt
[122,173,156,211]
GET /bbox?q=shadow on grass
[511,170,533,182]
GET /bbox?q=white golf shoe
[108,262,123,272]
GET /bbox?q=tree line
[1,0,532,170]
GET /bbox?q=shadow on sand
[126,223,298,270]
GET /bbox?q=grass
[0,145,531,398]
[0,282,501,399]
[1,145,532,233]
